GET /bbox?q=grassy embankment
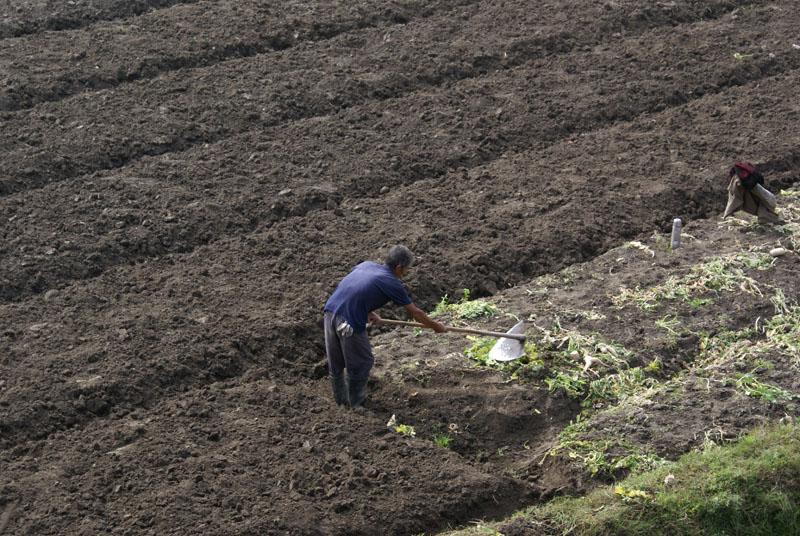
[450,421,800,536]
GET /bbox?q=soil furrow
[0,373,532,535]
[2,67,798,448]
[0,0,208,39]
[0,0,478,112]
[0,0,759,197]
[1,3,798,302]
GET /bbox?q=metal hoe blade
[488,321,526,362]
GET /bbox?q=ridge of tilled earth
[0,0,205,38]
[3,2,800,303]
[0,376,533,535]
[0,0,475,112]
[2,65,799,448]
[0,0,756,112]
[0,0,774,193]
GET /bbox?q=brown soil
[1,0,799,534]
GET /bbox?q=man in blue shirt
[323,245,445,407]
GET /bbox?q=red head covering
[731,161,756,178]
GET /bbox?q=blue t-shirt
[324,261,412,333]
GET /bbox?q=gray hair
[385,245,414,270]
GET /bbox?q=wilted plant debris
[613,252,774,310]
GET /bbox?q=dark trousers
[323,312,374,380]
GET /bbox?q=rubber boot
[330,374,348,406]
[347,375,368,408]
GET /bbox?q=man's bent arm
[404,303,446,333]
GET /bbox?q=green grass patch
[525,422,800,536]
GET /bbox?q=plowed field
[1,1,799,534]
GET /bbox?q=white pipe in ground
[671,218,682,249]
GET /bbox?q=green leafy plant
[545,372,587,398]
[431,289,498,320]
[774,189,800,249]
[575,309,607,321]
[696,301,800,369]
[464,336,497,366]
[507,343,546,381]
[732,373,795,403]
[734,252,774,270]
[697,327,757,362]
[655,315,681,336]
[764,305,800,363]
[464,336,540,375]
[534,323,651,407]
[688,297,714,308]
[771,288,791,315]
[645,359,662,373]
[433,434,452,448]
[432,294,451,317]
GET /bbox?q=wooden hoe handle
[377,319,526,342]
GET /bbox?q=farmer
[723,161,779,223]
[323,245,445,408]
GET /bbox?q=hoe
[378,319,527,361]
